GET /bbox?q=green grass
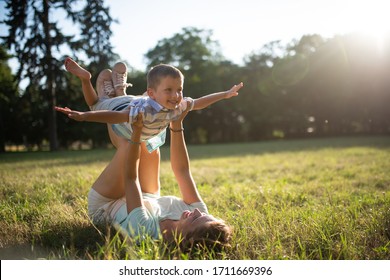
[1,136,390,259]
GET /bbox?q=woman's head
[176,209,232,251]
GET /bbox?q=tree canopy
[1,11,389,151]
[1,0,117,151]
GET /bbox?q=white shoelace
[113,72,132,88]
[103,80,114,95]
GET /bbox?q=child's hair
[181,219,232,253]
[147,64,184,89]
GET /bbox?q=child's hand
[225,82,244,99]
[55,106,86,121]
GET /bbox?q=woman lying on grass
[88,107,232,251]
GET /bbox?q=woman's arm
[55,106,129,124]
[124,115,144,214]
[170,106,202,204]
[192,82,243,111]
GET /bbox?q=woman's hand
[170,100,191,130]
[130,113,143,145]
[131,113,143,130]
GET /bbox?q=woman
[87,108,232,251]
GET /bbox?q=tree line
[1,1,389,152]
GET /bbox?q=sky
[1,0,389,71]
[107,0,390,70]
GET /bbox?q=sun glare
[341,0,389,51]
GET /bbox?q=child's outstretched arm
[55,106,129,124]
[192,82,243,111]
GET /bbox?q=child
[56,58,243,151]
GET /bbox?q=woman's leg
[107,124,127,149]
[94,123,161,197]
[108,121,161,195]
[91,125,128,198]
[138,143,161,195]
[91,144,127,199]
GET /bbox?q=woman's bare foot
[64,57,91,81]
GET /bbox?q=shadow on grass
[0,221,230,260]
[0,222,108,260]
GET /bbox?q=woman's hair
[182,219,232,252]
[147,64,184,89]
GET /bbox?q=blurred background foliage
[0,0,389,152]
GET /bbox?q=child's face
[147,76,183,110]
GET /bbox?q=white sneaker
[112,62,132,96]
[96,69,115,98]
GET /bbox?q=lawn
[0,136,389,259]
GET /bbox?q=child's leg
[112,62,132,97]
[96,69,115,98]
[64,57,98,107]
[138,143,161,195]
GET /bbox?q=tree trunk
[43,0,58,151]
[0,105,5,153]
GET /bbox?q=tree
[1,0,117,151]
[145,27,222,72]
[57,0,119,148]
[280,34,327,137]
[70,0,120,74]
[243,41,287,140]
[0,45,19,152]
